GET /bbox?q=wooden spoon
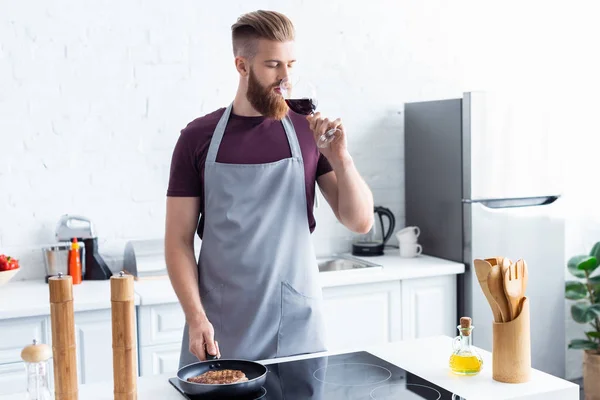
[474,259,503,323]
[487,264,511,322]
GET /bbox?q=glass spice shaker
[449,316,483,376]
[21,339,53,400]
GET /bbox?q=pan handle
[205,342,220,360]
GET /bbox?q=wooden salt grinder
[111,271,138,400]
[49,272,78,400]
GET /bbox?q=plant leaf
[569,339,599,350]
[572,302,597,323]
[590,242,600,260]
[577,256,598,272]
[566,281,588,300]
[568,256,591,278]
[590,304,600,317]
[586,331,600,339]
[591,276,600,285]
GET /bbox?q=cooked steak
[188,369,248,384]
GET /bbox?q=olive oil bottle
[449,317,483,375]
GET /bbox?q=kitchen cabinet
[138,303,185,377]
[0,258,462,384]
[322,281,402,351]
[139,343,182,376]
[135,275,457,376]
[138,303,185,347]
[401,275,457,340]
[0,316,50,395]
[0,310,121,394]
[73,309,124,385]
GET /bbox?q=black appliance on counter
[352,206,396,257]
[55,214,112,280]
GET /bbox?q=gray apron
[178,104,327,367]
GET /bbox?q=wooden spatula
[487,264,511,322]
[474,259,503,323]
[503,259,527,321]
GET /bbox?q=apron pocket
[277,281,326,358]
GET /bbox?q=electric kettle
[352,206,396,256]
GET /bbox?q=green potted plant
[565,241,600,398]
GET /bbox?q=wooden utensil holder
[49,274,78,400]
[492,296,531,383]
[111,271,137,400]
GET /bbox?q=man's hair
[231,10,295,59]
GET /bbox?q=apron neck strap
[206,103,303,163]
[281,114,302,160]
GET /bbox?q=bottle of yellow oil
[449,316,483,375]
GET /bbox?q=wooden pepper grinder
[49,272,78,400]
[111,271,137,400]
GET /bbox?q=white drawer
[0,316,50,365]
[138,303,185,346]
[0,362,28,395]
[139,343,182,377]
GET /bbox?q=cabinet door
[322,281,402,352]
[138,303,185,346]
[74,309,135,384]
[139,343,182,376]
[0,362,28,395]
[0,316,50,395]
[401,275,457,340]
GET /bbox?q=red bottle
[68,238,82,284]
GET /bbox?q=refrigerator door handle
[463,195,560,209]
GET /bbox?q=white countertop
[0,336,577,400]
[134,253,464,305]
[0,279,141,320]
[0,254,464,317]
[320,253,465,288]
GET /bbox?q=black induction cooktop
[169,351,461,399]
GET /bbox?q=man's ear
[235,56,249,77]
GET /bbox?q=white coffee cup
[399,242,423,258]
[395,226,420,243]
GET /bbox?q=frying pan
[176,352,268,397]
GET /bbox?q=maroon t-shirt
[167,108,334,239]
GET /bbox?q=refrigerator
[404,91,565,378]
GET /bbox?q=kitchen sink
[317,255,383,273]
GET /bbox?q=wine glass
[279,76,340,148]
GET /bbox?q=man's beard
[246,68,289,120]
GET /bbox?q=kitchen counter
[320,252,464,287]
[0,253,463,317]
[0,336,577,400]
[0,279,141,319]
[136,253,464,305]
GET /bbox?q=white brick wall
[1,0,599,379]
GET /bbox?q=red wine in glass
[284,98,317,115]
[279,77,340,148]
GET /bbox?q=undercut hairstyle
[231,10,295,59]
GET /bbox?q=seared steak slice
[188,369,248,384]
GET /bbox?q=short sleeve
[316,153,333,177]
[166,130,201,197]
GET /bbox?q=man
[165,10,374,368]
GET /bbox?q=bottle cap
[71,238,79,250]
[21,339,52,363]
